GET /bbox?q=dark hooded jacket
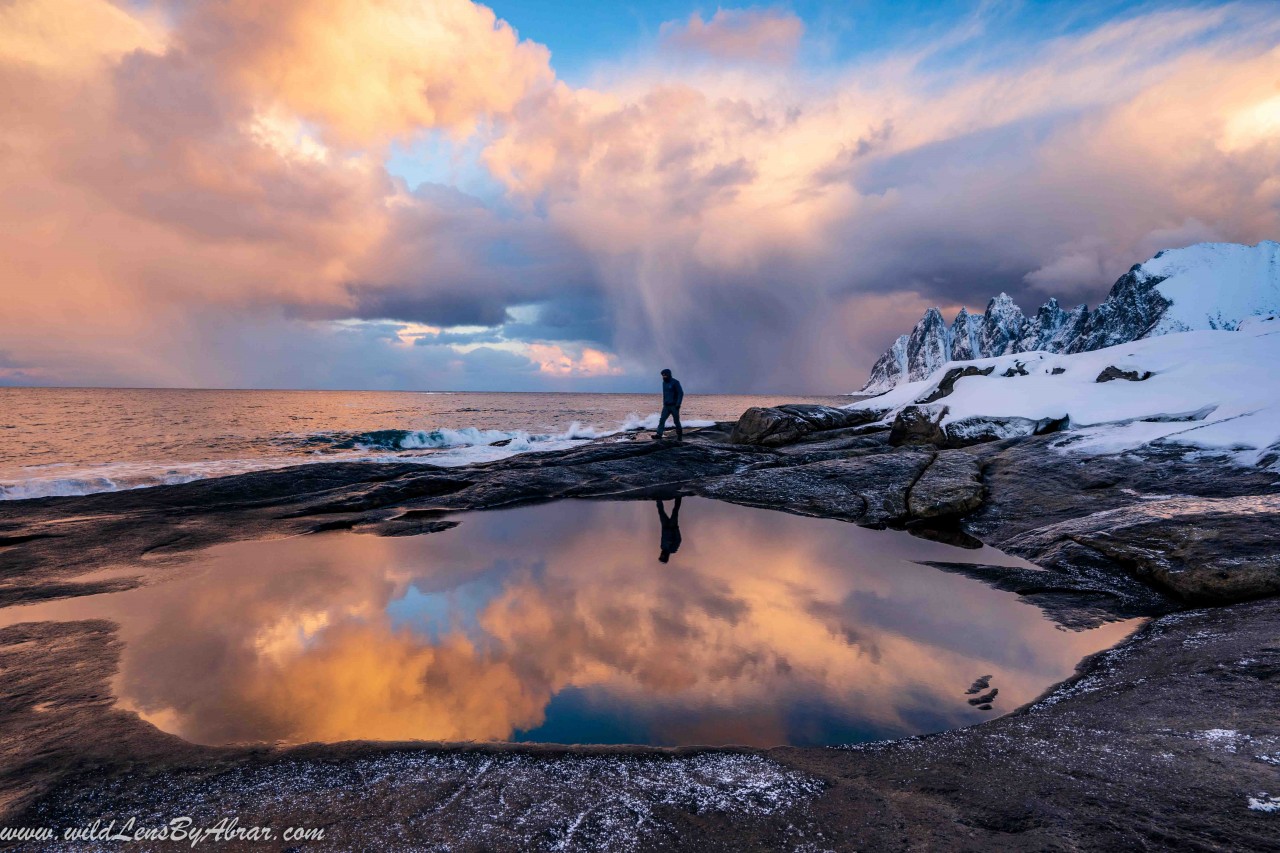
[662,376,684,407]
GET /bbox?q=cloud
[0,0,596,390]
[659,7,805,64]
[525,343,623,377]
[483,3,1280,388]
[1,0,1278,392]
[0,0,166,73]
[173,0,554,147]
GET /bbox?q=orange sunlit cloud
[526,344,623,376]
[659,8,806,64]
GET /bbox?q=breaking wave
[293,423,606,452]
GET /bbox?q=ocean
[0,387,853,500]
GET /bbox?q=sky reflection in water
[0,498,1138,747]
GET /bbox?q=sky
[0,0,1277,393]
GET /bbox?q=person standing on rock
[655,368,684,442]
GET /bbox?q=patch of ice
[1247,793,1280,813]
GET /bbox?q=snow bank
[848,318,1280,469]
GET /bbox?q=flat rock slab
[961,436,1280,607]
[697,450,934,524]
[1005,494,1280,604]
[729,405,884,446]
[907,451,984,519]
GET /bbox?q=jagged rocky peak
[977,293,1027,357]
[949,308,983,361]
[908,308,951,381]
[863,334,910,391]
[1018,298,1091,352]
[858,241,1280,394]
[1018,298,1064,351]
[1047,303,1090,352]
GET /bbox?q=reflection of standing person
[655,368,684,442]
[657,497,682,563]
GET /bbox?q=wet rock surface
[916,365,994,404]
[728,404,883,446]
[697,449,936,524]
[942,414,1067,448]
[1096,365,1154,382]
[906,452,984,520]
[1,416,1278,849]
[888,404,948,446]
[1004,494,1280,604]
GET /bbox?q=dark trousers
[657,405,682,439]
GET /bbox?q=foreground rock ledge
[0,423,1278,850]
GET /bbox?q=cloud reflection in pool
[0,498,1139,747]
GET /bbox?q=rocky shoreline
[1,411,1278,850]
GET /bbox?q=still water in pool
[0,498,1138,747]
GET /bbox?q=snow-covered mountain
[860,241,1280,394]
[846,317,1280,471]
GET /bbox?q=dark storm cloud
[500,295,615,347]
[351,291,511,328]
[338,182,600,330]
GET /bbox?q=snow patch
[1195,729,1249,752]
[1248,793,1280,813]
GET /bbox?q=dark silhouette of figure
[657,497,682,563]
[655,368,684,441]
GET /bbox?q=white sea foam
[619,412,716,432]
[0,458,302,501]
